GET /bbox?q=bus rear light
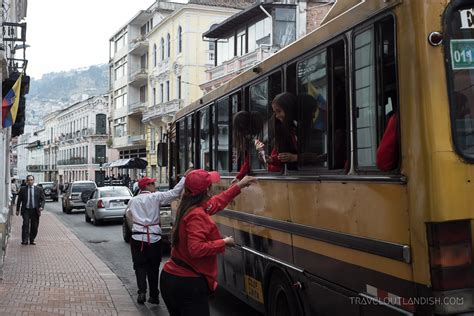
[427,220,474,291]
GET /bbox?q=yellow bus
[165,0,474,315]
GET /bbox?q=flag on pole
[2,74,22,128]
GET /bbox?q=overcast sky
[26,0,161,79]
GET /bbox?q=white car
[84,186,132,226]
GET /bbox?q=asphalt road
[45,198,262,316]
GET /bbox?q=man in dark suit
[15,175,45,245]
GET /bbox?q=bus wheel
[267,270,300,316]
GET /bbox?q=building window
[114,56,127,80]
[96,114,107,135]
[153,44,157,67]
[140,85,147,103]
[153,88,157,105]
[166,81,170,102]
[274,8,296,48]
[167,33,171,58]
[114,87,127,109]
[237,28,246,56]
[161,37,165,61]
[177,76,182,99]
[151,127,156,153]
[160,83,164,103]
[95,145,106,163]
[178,26,182,53]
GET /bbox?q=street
[45,198,262,316]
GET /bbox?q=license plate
[110,202,121,207]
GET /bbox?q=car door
[85,190,98,216]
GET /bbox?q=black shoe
[148,296,159,304]
[137,293,146,305]
[29,241,36,245]
[21,242,28,245]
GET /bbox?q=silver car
[84,186,132,226]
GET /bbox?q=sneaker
[137,293,146,305]
[148,296,159,304]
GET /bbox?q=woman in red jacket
[160,169,256,316]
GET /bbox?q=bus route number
[244,275,264,304]
[451,39,474,70]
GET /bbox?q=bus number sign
[244,275,264,304]
[451,39,474,70]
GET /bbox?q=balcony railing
[128,68,148,86]
[128,134,146,145]
[57,157,88,165]
[26,165,47,172]
[129,36,149,55]
[142,99,182,123]
[128,101,147,114]
[91,157,109,164]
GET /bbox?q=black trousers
[160,270,210,316]
[130,238,162,298]
[22,208,39,243]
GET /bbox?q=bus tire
[266,270,301,316]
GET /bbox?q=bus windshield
[446,3,474,159]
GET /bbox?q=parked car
[122,186,173,251]
[84,186,132,226]
[62,181,97,214]
[37,182,59,202]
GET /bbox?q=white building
[109,1,184,170]
[26,129,45,183]
[55,96,118,184]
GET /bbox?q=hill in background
[26,64,108,126]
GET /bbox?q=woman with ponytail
[160,169,256,316]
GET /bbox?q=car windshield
[100,188,131,197]
[40,183,54,189]
[71,183,96,192]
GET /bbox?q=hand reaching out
[237,176,257,189]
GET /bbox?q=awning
[107,158,148,169]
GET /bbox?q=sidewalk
[0,211,141,316]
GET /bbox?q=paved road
[45,199,262,316]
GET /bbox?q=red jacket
[163,185,241,291]
[376,114,399,171]
[236,153,250,180]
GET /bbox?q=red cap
[138,177,157,190]
[185,169,220,196]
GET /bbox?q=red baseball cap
[138,177,157,190]
[185,169,220,196]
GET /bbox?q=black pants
[130,238,162,298]
[160,270,210,316]
[22,208,39,243]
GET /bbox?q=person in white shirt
[126,175,186,305]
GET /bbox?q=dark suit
[16,185,45,244]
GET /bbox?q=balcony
[128,134,146,146]
[142,99,182,123]
[201,47,272,93]
[26,165,46,172]
[91,157,109,164]
[57,157,88,165]
[129,68,148,87]
[128,101,147,115]
[129,36,149,55]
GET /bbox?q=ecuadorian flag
[2,74,22,128]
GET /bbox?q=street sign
[451,39,474,70]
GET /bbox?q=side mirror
[81,190,93,203]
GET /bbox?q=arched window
[153,44,157,67]
[167,33,171,58]
[178,26,182,53]
[161,37,165,61]
[96,114,107,135]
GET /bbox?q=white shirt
[127,177,185,243]
[133,181,139,192]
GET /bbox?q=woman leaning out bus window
[160,170,256,316]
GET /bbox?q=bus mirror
[157,142,168,167]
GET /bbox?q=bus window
[187,115,195,168]
[354,16,398,171]
[297,50,328,169]
[249,80,270,170]
[216,97,230,172]
[177,120,186,175]
[199,107,211,170]
[445,3,474,160]
[230,92,241,172]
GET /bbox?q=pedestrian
[15,175,45,245]
[11,178,18,205]
[126,173,188,305]
[160,170,256,316]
